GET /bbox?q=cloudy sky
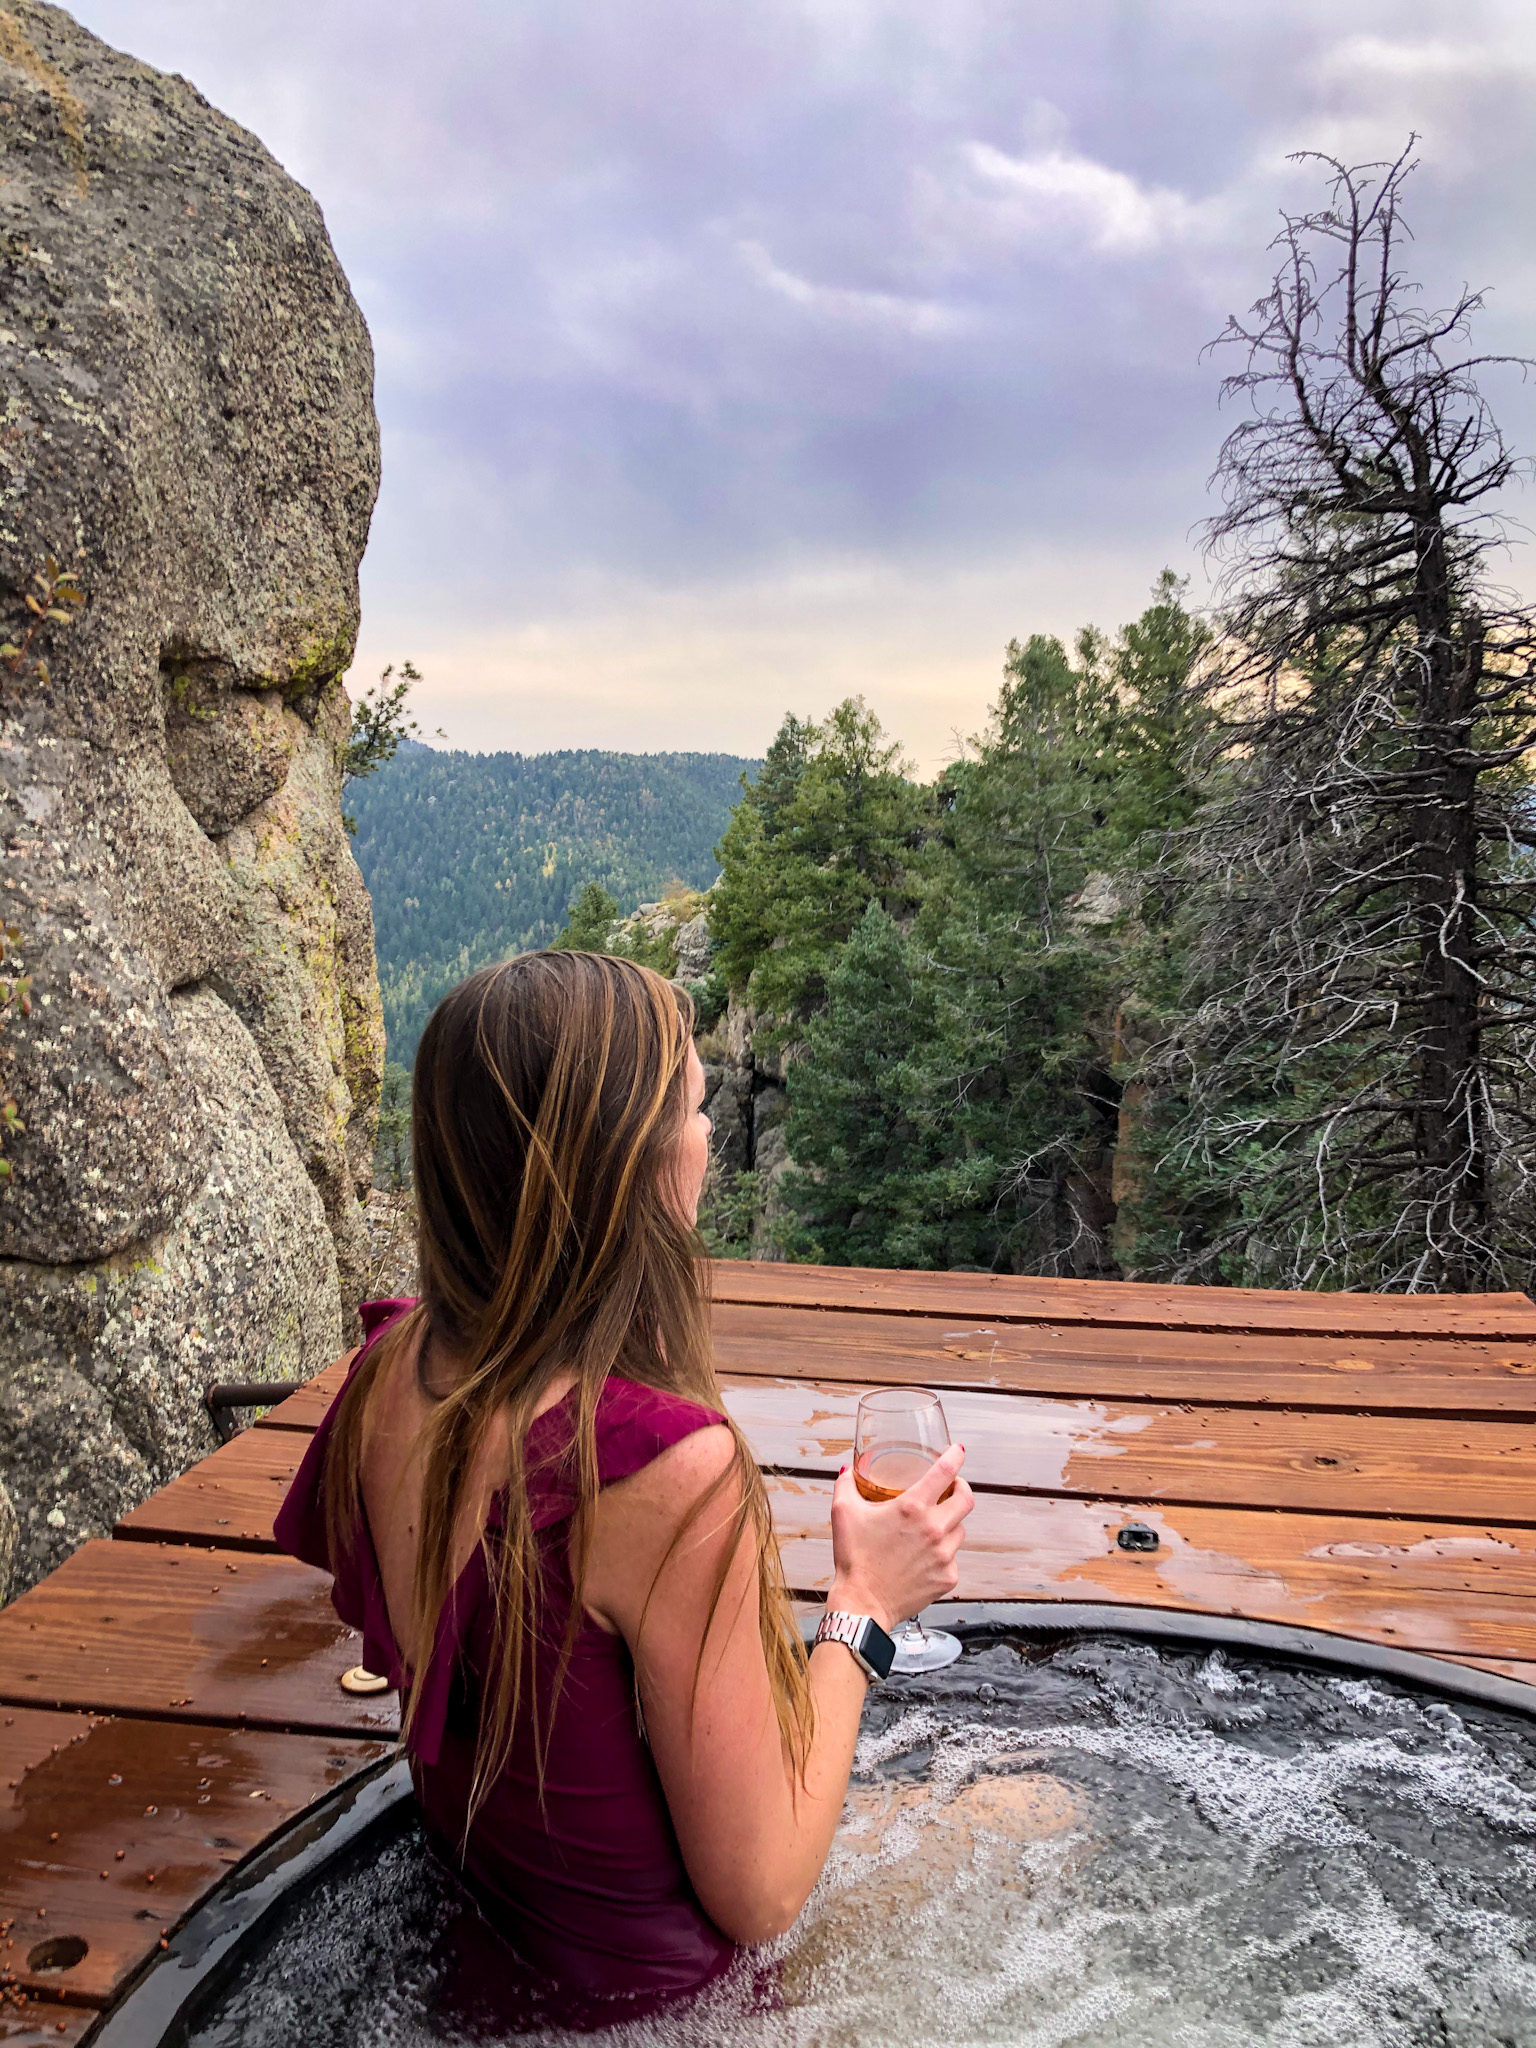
[71,0,1536,768]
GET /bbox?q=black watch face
[861,1619,896,1680]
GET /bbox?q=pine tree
[782,904,1000,1268]
[710,698,926,1023]
[373,1061,412,1188]
[776,588,1213,1274]
[1106,571,1215,850]
[908,628,1135,1273]
[552,882,618,952]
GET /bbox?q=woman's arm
[585,1426,973,1944]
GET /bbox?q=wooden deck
[6,1260,1536,2035]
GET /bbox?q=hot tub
[96,1617,1536,2048]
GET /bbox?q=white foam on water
[191,1645,1536,2048]
[1195,1651,1242,1697]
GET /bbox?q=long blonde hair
[324,950,812,1821]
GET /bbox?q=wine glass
[852,1387,963,1674]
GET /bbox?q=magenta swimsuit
[273,1298,737,2003]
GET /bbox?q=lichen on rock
[0,0,383,1593]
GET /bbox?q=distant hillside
[349,745,754,1062]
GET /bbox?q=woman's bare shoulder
[618,1419,737,1498]
[597,1421,741,1546]
[584,1422,742,1634]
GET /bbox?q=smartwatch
[813,1608,896,1683]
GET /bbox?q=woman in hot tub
[276,949,972,2013]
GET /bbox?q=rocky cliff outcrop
[0,1,383,1595]
[702,998,794,1260]
[602,890,794,1259]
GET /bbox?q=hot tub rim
[80,1601,1536,2048]
[928,1599,1536,1718]
[83,1754,413,2048]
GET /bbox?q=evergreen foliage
[373,1061,412,1189]
[780,904,967,1269]
[343,661,426,832]
[551,882,619,953]
[719,589,1212,1274]
[712,699,928,1025]
[350,746,752,1062]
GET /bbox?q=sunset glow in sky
[72,0,1536,768]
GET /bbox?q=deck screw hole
[28,1934,88,1972]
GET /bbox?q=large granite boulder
[0,1,384,1592]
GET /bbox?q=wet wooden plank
[712,1301,1536,1415]
[257,1297,1536,1456]
[711,1260,1536,1338]
[764,1474,1536,1664]
[114,1431,306,1551]
[1443,1653,1536,1688]
[720,1377,1536,1525]
[0,1708,388,2008]
[252,1353,353,1433]
[0,1545,397,1741]
[128,1366,1536,1557]
[258,1287,1536,1468]
[0,2004,96,2042]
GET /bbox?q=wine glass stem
[897,1616,930,1647]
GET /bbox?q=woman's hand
[827,1441,974,1629]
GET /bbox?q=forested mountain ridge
[350,745,754,1059]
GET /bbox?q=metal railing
[204,1382,299,1444]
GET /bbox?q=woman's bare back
[358,1322,573,1671]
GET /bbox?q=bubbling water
[189,1635,1536,2047]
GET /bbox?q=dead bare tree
[1146,144,1536,1291]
